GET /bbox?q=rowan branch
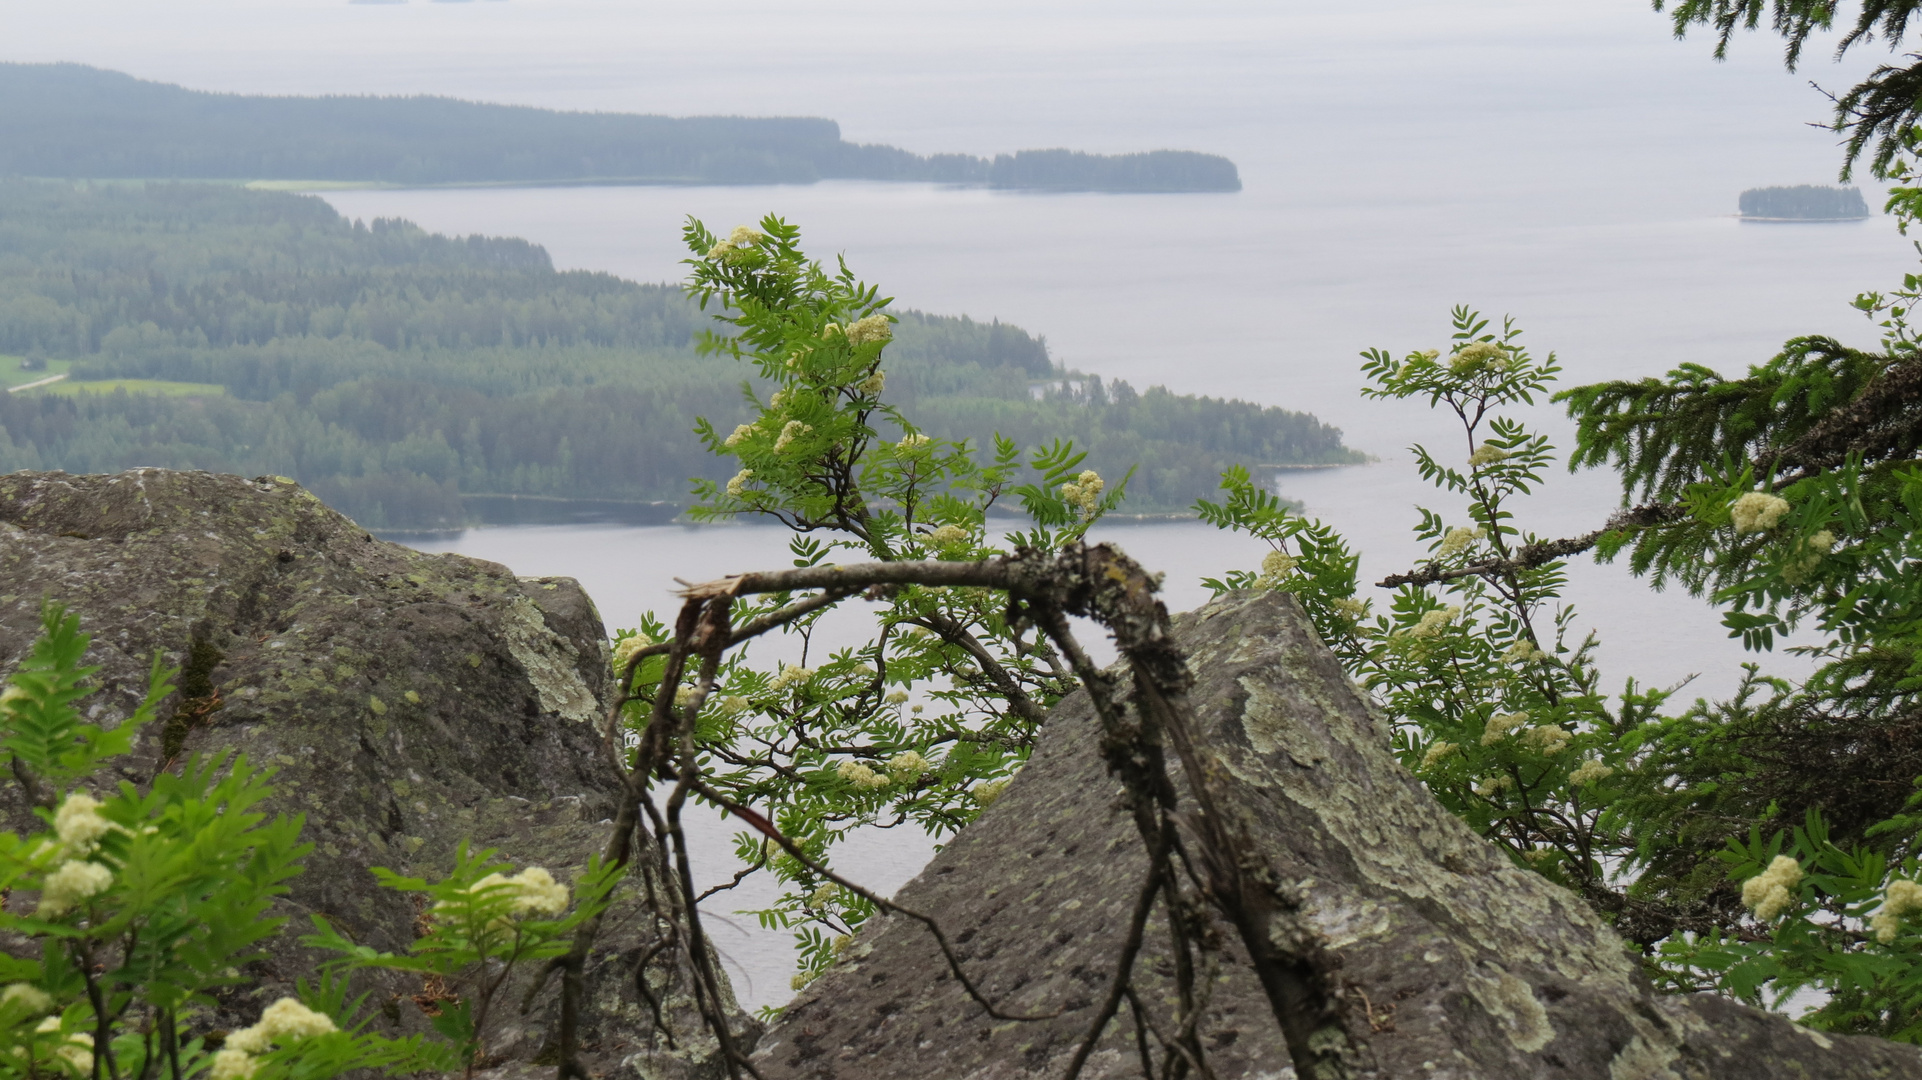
[1377,502,1689,589]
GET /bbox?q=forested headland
[0,180,1356,528]
[0,64,1241,194]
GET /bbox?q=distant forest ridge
[0,64,1242,194]
[1738,185,1870,221]
[0,181,1352,528]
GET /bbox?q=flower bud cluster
[1873,879,1922,943]
[1740,855,1803,922]
[213,997,341,1080]
[1568,758,1613,785]
[1729,491,1791,533]
[1418,741,1457,771]
[1437,527,1485,557]
[1059,470,1104,515]
[1448,341,1511,375]
[1466,442,1511,467]
[768,665,816,692]
[705,225,765,263]
[836,760,889,791]
[1256,549,1298,588]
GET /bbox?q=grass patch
[41,378,226,397]
[0,357,74,388]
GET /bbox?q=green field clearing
[39,378,226,397]
[0,357,74,388]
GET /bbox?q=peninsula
[0,63,1241,194]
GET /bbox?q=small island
[1738,185,1870,221]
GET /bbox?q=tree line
[0,64,1238,193]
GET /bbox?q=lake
[23,0,1919,1009]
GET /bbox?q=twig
[686,779,1064,1023]
[1063,819,1172,1080]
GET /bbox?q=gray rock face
[753,591,1922,1079]
[0,469,750,1076]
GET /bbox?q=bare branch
[686,778,1064,1024]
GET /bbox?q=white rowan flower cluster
[1418,741,1458,771]
[972,778,1010,806]
[898,433,931,451]
[1740,855,1803,922]
[768,665,815,692]
[1466,442,1511,467]
[1256,550,1298,587]
[1568,758,1613,785]
[208,1049,255,1080]
[858,371,885,396]
[36,1020,91,1074]
[448,866,571,925]
[1783,528,1840,586]
[0,984,51,1015]
[774,420,812,453]
[769,389,790,410]
[836,760,890,790]
[726,469,754,497]
[674,685,701,708]
[1437,527,1485,557]
[54,793,118,854]
[724,423,757,448]
[807,882,840,908]
[611,634,655,672]
[1502,639,1545,665]
[887,751,930,777]
[885,690,910,705]
[37,859,113,917]
[216,997,341,1079]
[1873,879,1922,943]
[1448,341,1511,375]
[717,695,750,716]
[844,315,893,346]
[1729,491,1791,533]
[1481,711,1530,746]
[1403,605,1462,640]
[1059,471,1104,515]
[1521,725,1572,755]
[927,524,968,547]
[1473,774,1514,797]
[1330,596,1369,622]
[705,225,764,262]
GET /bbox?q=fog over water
[13,0,1922,1006]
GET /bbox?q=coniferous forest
[0,180,1357,528]
[0,64,1241,194]
[1738,184,1871,220]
